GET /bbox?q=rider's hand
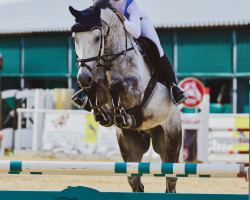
[112,8,125,22]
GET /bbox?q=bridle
[75,12,134,72]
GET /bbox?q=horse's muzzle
[77,74,93,88]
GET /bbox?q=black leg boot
[159,52,188,106]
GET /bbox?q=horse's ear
[94,6,101,18]
[69,6,82,18]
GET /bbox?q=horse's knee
[128,176,144,192]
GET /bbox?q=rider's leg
[140,16,187,105]
[159,52,188,106]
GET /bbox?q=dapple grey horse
[70,0,182,193]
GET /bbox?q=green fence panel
[237,28,250,74]
[0,186,248,200]
[210,103,231,113]
[24,35,68,77]
[46,78,68,89]
[0,36,20,76]
[177,29,232,76]
[157,30,174,64]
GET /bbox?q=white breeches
[140,10,164,57]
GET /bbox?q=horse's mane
[93,0,112,9]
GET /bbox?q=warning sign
[179,78,205,108]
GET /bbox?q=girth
[126,73,158,129]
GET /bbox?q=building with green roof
[0,0,249,113]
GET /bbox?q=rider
[110,0,188,106]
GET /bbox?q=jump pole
[0,161,248,200]
[0,161,247,179]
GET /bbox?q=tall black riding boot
[159,52,188,106]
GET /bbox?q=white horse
[70,0,182,193]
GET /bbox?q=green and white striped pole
[0,161,246,179]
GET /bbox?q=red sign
[179,78,205,108]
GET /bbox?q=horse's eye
[95,36,100,42]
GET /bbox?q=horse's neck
[101,9,151,92]
[105,30,129,55]
[102,10,130,54]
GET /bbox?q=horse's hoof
[94,114,103,122]
[115,115,136,129]
[100,120,114,127]
[114,116,124,125]
[94,111,114,127]
[100,113,114,127]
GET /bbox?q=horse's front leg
[151,117,182,193]
[108,78,139,129]
[84,83,114,127]
[116,128,151,192]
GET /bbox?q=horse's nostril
[78,76,88,88]
[77,75,93,88]
[88,77,92,84]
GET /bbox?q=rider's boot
[159,52,188,106]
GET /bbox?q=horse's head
[69,5,103,88]
[70,0,124,89]
[70,0,117,88]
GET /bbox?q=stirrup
[71,89,89,110]
[170,84,188,106]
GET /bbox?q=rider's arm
[124,1,141,39]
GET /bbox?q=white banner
[42,113,119,156]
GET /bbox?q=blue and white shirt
[111,0,141,39]
[110,0,164,57]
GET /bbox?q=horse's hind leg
[151,122,182,193]
[116,128,150,192]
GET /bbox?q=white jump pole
[0,161,246,177]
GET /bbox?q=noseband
[75,15,134,72]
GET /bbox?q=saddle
[136,36,161,75]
